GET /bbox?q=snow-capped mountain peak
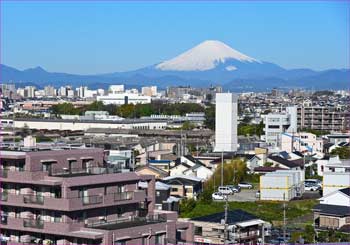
[156,40,259,71]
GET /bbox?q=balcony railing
[85,214,167,229]
[1,215,8,225]
[23,194,44,205]
[49,167,121,177]
[0,191,8,201]
[0,169,8,178]
[23,219,44,229]
[114,191,133,202]
[82,195,103,205]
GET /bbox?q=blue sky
[1,1,349,74]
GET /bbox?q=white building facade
[214,93,238,152]
[263,106,298,147]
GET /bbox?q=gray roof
[191,210,258,224]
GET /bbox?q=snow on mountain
[156,40,260,71]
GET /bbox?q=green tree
[204,105,215,130]
[303,225,316,243]
[205,159,248,190]
[116,104,135,118]
[182,121,195,130]
[84,101,106,111]
[179,198,196,215]
[331,146,350,159]
[51,103,81,115]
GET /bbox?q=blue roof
[148,160,171,164]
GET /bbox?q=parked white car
[304,183,320,191]
[212,192,225,200]
[305,179,322,188]
[226,185,241,193]
[238,182,253,189]
[218,186,234,195]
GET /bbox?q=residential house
[138,181,179,212]
[267,154,302,170]
[135,165,169,179]
[161,175,202,200]
[313,188,350,231]
[189,209,268,244]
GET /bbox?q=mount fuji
[1,40,349,91]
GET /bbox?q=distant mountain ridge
[1,40,349,91]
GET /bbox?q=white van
[218,186,233,195]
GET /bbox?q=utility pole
[233,168,237,185]
[262,222,265,245]
[221,151,224,186]
[224,194,229,245]
[283,193,286,242]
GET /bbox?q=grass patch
[180,199,318,225]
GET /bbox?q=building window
[171,188,178,192]
[141,237,147,245]
[115,240,127,245]
[194,226,203,236]
[155,233,165,245]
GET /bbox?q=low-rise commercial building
[262,106,297,147]
[259,169,305,201]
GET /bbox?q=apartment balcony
[48,167,121,178]
[230,230,260,241]
[23,194,44,205]
[85,214,166,230]
[1,190,145,211]
[0,169,48,182]
[1,216,83,235]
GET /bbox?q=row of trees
[51,101,205,118]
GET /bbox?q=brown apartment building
[0,147,193,244]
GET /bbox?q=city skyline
[1,1,349,74]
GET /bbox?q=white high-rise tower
[214,93,238,152]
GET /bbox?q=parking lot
[214,189,321,202]
[214,189,258,202]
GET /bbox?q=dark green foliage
[331,146,350,159]
[179,198,318,223]
[181,121,195,130]
[204,104,215,130]
[50,101,205,119]
[238,121,264,136]
[51,102,82,115]
[179,198,197,214]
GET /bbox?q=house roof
[324,143,334,149]
[148,159,171,164]
[279,151,290,159]
[313,204,350,217]
[268,155,300,168]
[292,151,304,158]
[339,224,350,232]
[339,187,350,197]
[135,165,168,177]
[191,209,258,224]
[162,175,202,186]
[235,154,259,161]
[184,155,205,166]
[254,166,285,172]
